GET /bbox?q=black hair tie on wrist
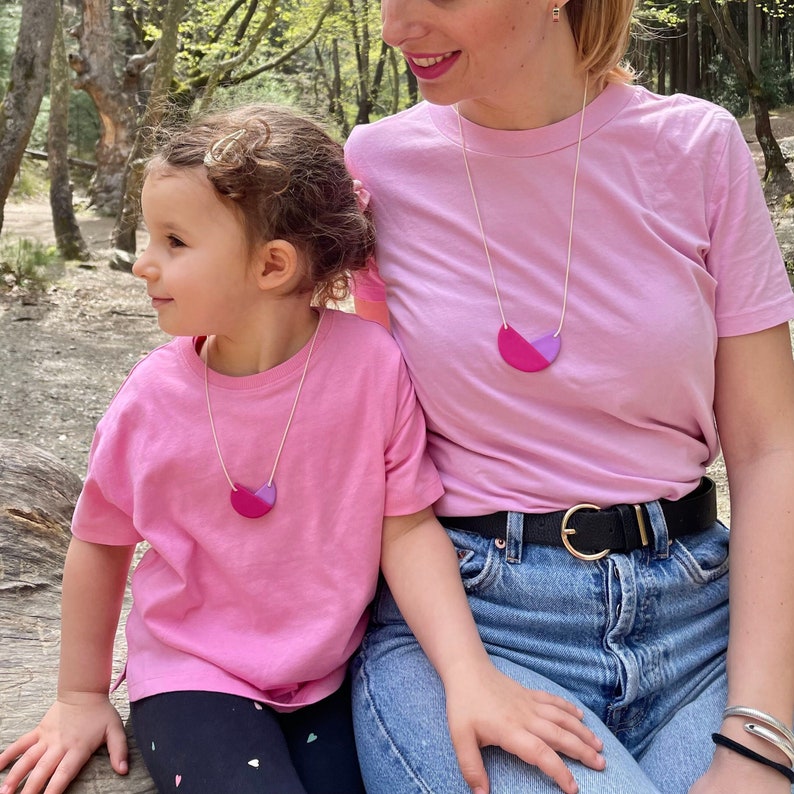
[712,733,794,783]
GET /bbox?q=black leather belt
[437,477,717,561]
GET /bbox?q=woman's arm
[691,322,794,793]
[0,537,135,794]
[381,509,605,794]
[354,297,390,329]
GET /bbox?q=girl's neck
[203,302,320,377]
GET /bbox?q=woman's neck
[456,70,598,131]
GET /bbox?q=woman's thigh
[130,690,306,794]
[353,518,730,793]
[352,626,661,794]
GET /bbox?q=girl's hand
[443,661,605,794]
[0,694,128,794]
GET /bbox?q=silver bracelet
[723,706,794,749]
[744,723,794,767]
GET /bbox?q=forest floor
[2,109,794,523]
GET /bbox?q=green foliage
[0,236,61,293]
[702,51,747,116]
[0,1,21,78]
[68,88,101,159]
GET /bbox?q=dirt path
[1,199,166,476]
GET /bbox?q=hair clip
[352,180,370,213]
[203,128,247,168]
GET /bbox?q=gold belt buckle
[561,503,610,561]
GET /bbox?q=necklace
[456,77,589,372]
[204,309,324,518]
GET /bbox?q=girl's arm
[0,537,135,794]
[690,322,794,794]
[381,509,605,794]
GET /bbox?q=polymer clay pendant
[230,481,277,518]
[497,325,561,373]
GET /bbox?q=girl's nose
[132,248,154,279]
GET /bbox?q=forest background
[3,0,794,267]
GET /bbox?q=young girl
[0,104,604,794]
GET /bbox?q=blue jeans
[353,503,731,793]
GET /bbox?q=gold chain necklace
[455,76,588,371]
[204,309,324,518]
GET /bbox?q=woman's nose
[381,0,428,49]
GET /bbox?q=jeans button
[495,538,506,550]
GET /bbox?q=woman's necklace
[204,309,324,519]
[455,77,589,372]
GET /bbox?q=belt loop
[645,500,670,559]
[505,511,524,564]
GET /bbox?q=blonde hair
[567,0,636,85]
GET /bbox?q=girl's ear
[254,240,300,291]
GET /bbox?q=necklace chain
[455,76,589,339]
[204,309,325,492]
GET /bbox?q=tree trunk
[0,0,57,236]
[687,4,700,96]
[700,0,794,197]
[69,0,142,216]
[111,0,187,262]
[49,0,90,261]
[0,439,156,793]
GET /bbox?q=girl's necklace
[455,76,588,372]
[204,309,324,519]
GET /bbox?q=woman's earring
[552,5,560,21]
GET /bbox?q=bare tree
[49,0,90,260]
[111,0,187,262]
[0,0,57,235]
[68,0,149,214]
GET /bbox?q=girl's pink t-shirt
[72,310,443,710]
[347,83,794,514]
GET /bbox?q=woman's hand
[443,660,605,794]
[689,745,792,794]
[0,694,128,794]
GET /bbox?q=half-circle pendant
[230,481,277,518]
[497,325,560,372]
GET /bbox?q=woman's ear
[253,239,300,291]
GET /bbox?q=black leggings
[130,680,365,794]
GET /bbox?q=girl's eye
[167,235,185,248]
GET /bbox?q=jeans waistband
[437,477,717,560]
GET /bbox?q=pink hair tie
[353,180,371,213]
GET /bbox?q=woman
[346,1,794,792]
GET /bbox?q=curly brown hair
[148,104,375,306]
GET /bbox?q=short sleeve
[382,358,444,517]
[706,120,794,336]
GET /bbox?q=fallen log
[0,439,155,793]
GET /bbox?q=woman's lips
[404,51,460,80]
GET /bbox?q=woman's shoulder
[347,102,434,152]
[621,83,739,134]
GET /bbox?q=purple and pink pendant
[230,481,277,519]
[498,324,561,372]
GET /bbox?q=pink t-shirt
[72,309,443,710]
[346,83,794,514]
